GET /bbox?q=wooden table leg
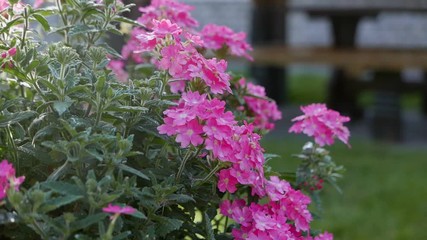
[327,16,364,119]
[371,71,402,141]
[250,1,287,104]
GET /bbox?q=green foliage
[0,1,215,239]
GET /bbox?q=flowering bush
[0,0,349,239]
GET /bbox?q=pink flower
[102,204,136,215]
[138,0,198,29]
[34,0,44,8]
[0,0,9,12]
[107,60,128,82]
[289,103,350,146]
[1,48,17,59]
[201,24,253,60]
[151,19,182,38]
[0,160,25,200]
[238,78,282,131]
[265,176,291,201]
[280,189,313,232]
[217,168,238,193]
[175,119,204,147]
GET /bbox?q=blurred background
[184,1,427,239]
[130,0,427,239]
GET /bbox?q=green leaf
[118,164,149,180]
[41,181,85,196]
[105,106,148,113]
[38,79,60,96]
[98,43,121,59]
[2,66,27,80]
[112,16,144,28]
[52,100,73,116]
[41,195,83,212]
[0,17,24,34]
[0,111,37,127]
[33,13,51,31]
[113,231,132,240]
[69,25,98,36]
[153,216,183,237]
[26,59,40,73]
[204,212,215,240]
[106,25,123,36]
[166,194,195,203]
[130,210,146,219]
[71,213,108,230]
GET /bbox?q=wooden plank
[252,46,427,71]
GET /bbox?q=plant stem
[55,0,69,44]
[103,214,119,240]
[176,150,192,181]
[5,126,18,173]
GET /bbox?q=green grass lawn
[262,137,427,240]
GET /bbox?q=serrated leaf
[0,111,37,127]
[154,216,183,237]
[71,213,108,231]
[53,101,73,115]
[118,164,149,180]
[33,13,51,31]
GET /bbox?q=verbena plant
[0,0,349,239]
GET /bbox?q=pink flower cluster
[137,19,231,94]
[201,24,253,60]
[118,0,199,66]
[113,0,254,74]
[221,198,332,240]
[220,188,312,239]
[238,78,282,131]
[157,92,322,238]
[289,104,350,147]
[0,160,25,201]
[158,91,265,194]
[137,0,198,29]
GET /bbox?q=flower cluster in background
[290,103,350,146]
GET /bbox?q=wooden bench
[251,45,427,141]
[252,46,427,72]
